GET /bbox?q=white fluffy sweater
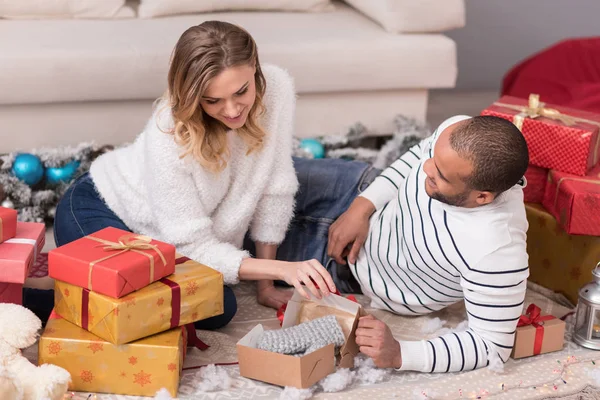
[90,65,299,285]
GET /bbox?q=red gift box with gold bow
[49,227,176,298]
[481,94,600,176]
[511,304,566,359]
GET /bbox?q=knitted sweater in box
[90,64,299,285]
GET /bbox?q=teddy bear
[0,303,71,400]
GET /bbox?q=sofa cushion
[344,0,465,33]
[138,0,334,19]
[0,0,134,20]
[0,2,458,105]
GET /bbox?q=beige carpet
[22,280,600,400]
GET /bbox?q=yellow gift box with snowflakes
[54,256,224,344]
[526,203,600,304]
[38,312,187,397]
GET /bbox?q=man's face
[422,123,493,208]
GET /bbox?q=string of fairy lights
[62,355,600,399]
[417,355,600,400]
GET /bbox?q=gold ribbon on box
[494,93,600,165]
[85,234,167,291]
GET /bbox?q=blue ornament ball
[299,138,325,159]
[45,160,81,185]
[12,153,44,186]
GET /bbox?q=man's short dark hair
[449,116,529,194]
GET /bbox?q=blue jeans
[46,157,378,327]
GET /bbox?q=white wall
[446,0,600,90]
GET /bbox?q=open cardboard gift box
[237,290,365,388]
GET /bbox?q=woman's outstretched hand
[279,259,336,300]
[239,258,337,304]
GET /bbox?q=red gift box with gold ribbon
[49,227,176,298]
[511,304,566,359]
[542,165,600,236]
[481,94,600,176]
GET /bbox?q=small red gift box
[0,222,45,284]
[523,165,548,203]
[481,94,600,176]
[0,283,23,305]
[511,304,565,359]
[0,206,17,244]
[49,227,176,298]
[542,165,600,236]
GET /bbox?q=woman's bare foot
[257,281,293,310]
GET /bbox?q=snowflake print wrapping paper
[53,255,223,344]
[38,312,187,397]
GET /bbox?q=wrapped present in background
[481,94,600,176]
[511,304,565,359]
[0,222,45,286]
[0,206,17,244]
[38,311,187,397]
[525,203,600,304]
[0,283,22,304]
[49,227,176,298]
[543,165,600,236]
[524,165,548,203]
[54,256,223,344]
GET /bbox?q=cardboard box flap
[237,324,265,347]
[283,290,362,367]
[300,344,336,385]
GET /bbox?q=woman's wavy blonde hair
[166,21,266,172]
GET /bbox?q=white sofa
[0,1,464,153]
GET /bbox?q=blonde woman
[48,21,379,329]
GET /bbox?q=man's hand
[355,315,402,369]
[328,197,375,264]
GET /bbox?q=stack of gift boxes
[37,226,224,397]
[0,206,45,304]
[481,94,600,358]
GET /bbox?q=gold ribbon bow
[495,94,578,130]
[85,234,167,291]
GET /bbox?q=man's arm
[328,115,472,265]
[359,139,427,211]
[357,248,529,372]
[328,138,429,264]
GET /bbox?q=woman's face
[199,64,257,130]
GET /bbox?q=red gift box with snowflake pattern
[53,256,223,345]
[39,311,187,397]
[542,165,600,236]
[481,95,600,176]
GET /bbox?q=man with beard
[327,115,530,373]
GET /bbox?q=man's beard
[430,190,470,207]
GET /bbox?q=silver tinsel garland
[0,142,112,223]
[292,115,431,169]
[1,115,430,223]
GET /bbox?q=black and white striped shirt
[355,115,529,373]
